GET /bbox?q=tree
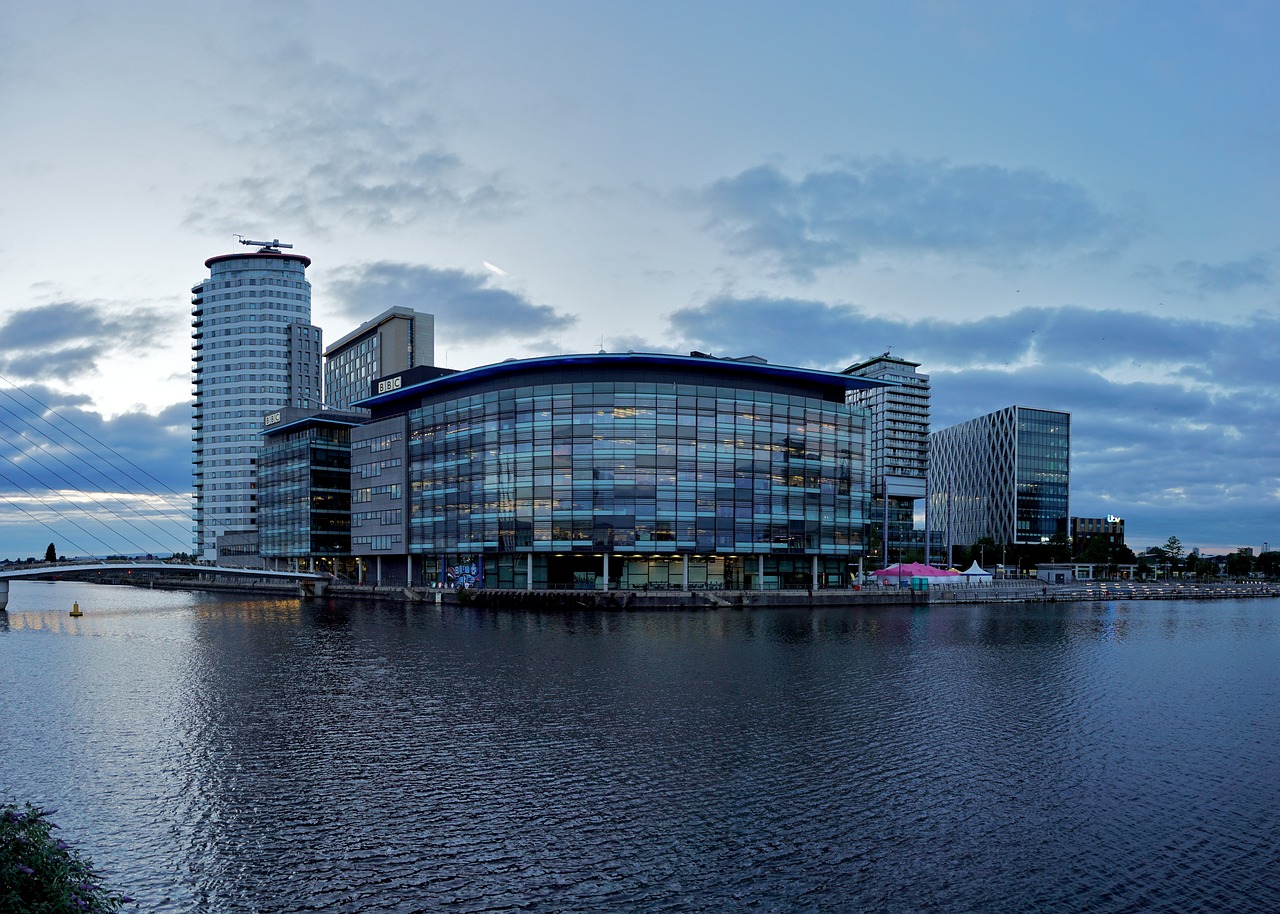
[1183,552,1206,578]
[956,537,993,570]
[1080,535,1110,565]
[1163,535,1185,571]
[44,542,57,563]
[1257,551,1280,579]
[1226,549,1255,578]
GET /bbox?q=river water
[1,581,1277,913]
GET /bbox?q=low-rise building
[348,352,887,590]
[258,407,367,577]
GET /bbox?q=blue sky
[1,1,1277,558]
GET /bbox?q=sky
[1,0,1277,559]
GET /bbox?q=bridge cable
[0,377,243,551]
[0,452,158,558]
[0,469,118,561]
[0,378,192,514]
[0,414,189,554]
[0,374,257,552]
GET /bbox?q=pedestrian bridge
[0,562,330,611]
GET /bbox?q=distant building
[1071,515,1125,553]
[258,407,367,576]
[191,240,322,561]
[842,353,930,566]
[928,406,1070,547]
[324,307,435,412]
[345,352,886,590]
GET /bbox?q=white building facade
[191,241,322,560]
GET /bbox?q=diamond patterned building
[928,405,1070,547]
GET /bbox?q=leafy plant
[1,802,132,912]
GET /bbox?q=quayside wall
[106,577,1280,610]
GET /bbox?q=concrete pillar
[357,559,364,585]
[407,555,413,587]
[812,555,819,590]
[376,556,382,587]
[602,553,610,591]
[758,555,765,591]
[527,553,534,590]
[0,579,8,611]
[682,555,689,591]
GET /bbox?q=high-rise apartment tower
[191,239,322,560]
[843,353,931,565]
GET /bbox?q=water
[2,581,1278,913]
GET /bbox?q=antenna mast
[239,237,294,253]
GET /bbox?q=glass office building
[928,405,1070,547]
[350,353,886,590]
[258,408,365,574]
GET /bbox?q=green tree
[1163,535,1185,571]
[43,543,56,563]
[967,537,998,565]
[1226,549,1254,578]
[1257,551,1280,579]
[1080,535,1110,565]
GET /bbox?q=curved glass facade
[351,355,875,590]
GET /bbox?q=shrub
[1,802,132,912]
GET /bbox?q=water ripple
[2,586,1278,912]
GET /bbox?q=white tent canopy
[961,560,993,578]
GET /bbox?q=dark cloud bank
[328,262,576,345]
[0,301,171,382]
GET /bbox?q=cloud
[697,158,1125,279]
[327,262,576,345]
[1175,255,1273,294]
[0,301,174,382]
[665,294,1279,550]
[185,48,516,234]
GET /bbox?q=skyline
[1,2,1277,556]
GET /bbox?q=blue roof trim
[354,352,893,409]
